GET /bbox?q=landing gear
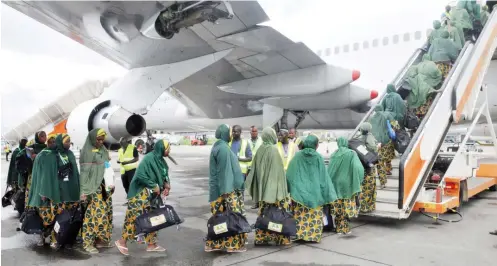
[273,109,309,134]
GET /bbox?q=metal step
[360,200,403,219]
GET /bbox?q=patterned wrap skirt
[254,197,292,246]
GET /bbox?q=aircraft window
[343,44,349,53]
[393,34,399,44]
[334,46,340,54]
[382,37,389,46]
[353,42,360,51]
[363,41,369,49]
[372,39,379,47]
[325,48,331,56]
[102,113,108,120]
[414,31,422,40]
[403,32,411,42]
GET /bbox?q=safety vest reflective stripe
[229,139,250,174]
[118,144,138,174]
[277,142,296,171]
[248,137,262,168]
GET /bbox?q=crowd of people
[2,0,494,258]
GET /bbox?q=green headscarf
[451,2,473,30]
[327,137,364,199]
[31,131,48,154]
[428,30,460,63]
[127,139,170,199]
[79,128,110,196]
[354,122,378,153]
[55,134,80,203]
[428,20,444,44]
[27,145,58,207]
[381,84,407,122]
[286,134,337,208]
[6,137,27,186]
[369,105,396,145]
[208,124,244,202]
[245,127,288,204]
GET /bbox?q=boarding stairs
[349,9,497,219]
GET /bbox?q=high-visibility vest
[248,137,263,156]
[229,139,250,174]
[118,144,138,174]
[277,142,296,171]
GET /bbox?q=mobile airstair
[350,9,497,219]
[1,80,111,145]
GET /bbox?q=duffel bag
[394,129,411,154]
[254,205,296,237]
[135,204,183,236]
[206,205,251,240]
[54,205,83,247]
[2,188,15,208]
[12,189,25,214]
[21,209,44,235]
[404,109,420,130]
[348,139,379,169]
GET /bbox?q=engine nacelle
[66,99,146,149]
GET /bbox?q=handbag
[21,208,44,235]
[206,203,252,240]
[254,205,297,237]
[134,195,184,236]
[404,109,420,130]
[348,138,379,169]
[2,187,15,208]
[394,129,411,154]
[322,204,336,232]
[12,189,25,214]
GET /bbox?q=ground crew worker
[277,129,298,171]
[248,126,263,156]
[117,137,139,203]
[4,144,11,161]
[229,125,252,180]
[289,128,298,143]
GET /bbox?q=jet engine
[66,99,146,149]
[154,1,234,39]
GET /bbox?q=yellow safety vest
[277,142,296,171]
[248,137,262,168]
[229,139,250,174]
[118,144,138,174]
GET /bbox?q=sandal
[204,247,221,252]
[146,245,166,252]
[115,240,129,256]
[84,246,99,254]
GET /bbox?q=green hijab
[208,124,244,202]
[55,134,80,203]
[369,105,396,145]
[127,139,170,199]
[27,145,58,207]
[6,138,27,186]
[381,84,406,122]
[245,127,288,204]
[79,128,110,196]
[327,137,364,199]
[286,134,337,208]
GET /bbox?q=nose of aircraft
[370,90,379,99]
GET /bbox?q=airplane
[2,0,496,149]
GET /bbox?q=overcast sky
[0,0,448,134]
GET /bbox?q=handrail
[348,41,428,139]
[397,40,473,210]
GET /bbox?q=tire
[489,185,497,192]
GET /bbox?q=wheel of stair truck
[449,180,467,214]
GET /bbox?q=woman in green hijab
[6,137,28,188]
[27,133,58,246]
[204,124,247,253]
[328,137,364,234]
[17,131,48,210]
[79,128,112,254]
[381,84,407,123]
[369,105,399,188]
[286,134,337,243]
[246,127,290,246]
[352,123,379,213]
[115,139,171,256]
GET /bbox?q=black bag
[254,205,297,237]
[135,196,184,236]
[394,129,411,154]
[15,154,32,178]
[322,205,336,232]
[12,189,25,214]
[404,109,420,130]
[2,188,15,207]
[21,209,44,235]
[206,204,252,240]
[348,138,379,169]
[53,206,83,247]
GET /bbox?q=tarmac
[1,145,497,266]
